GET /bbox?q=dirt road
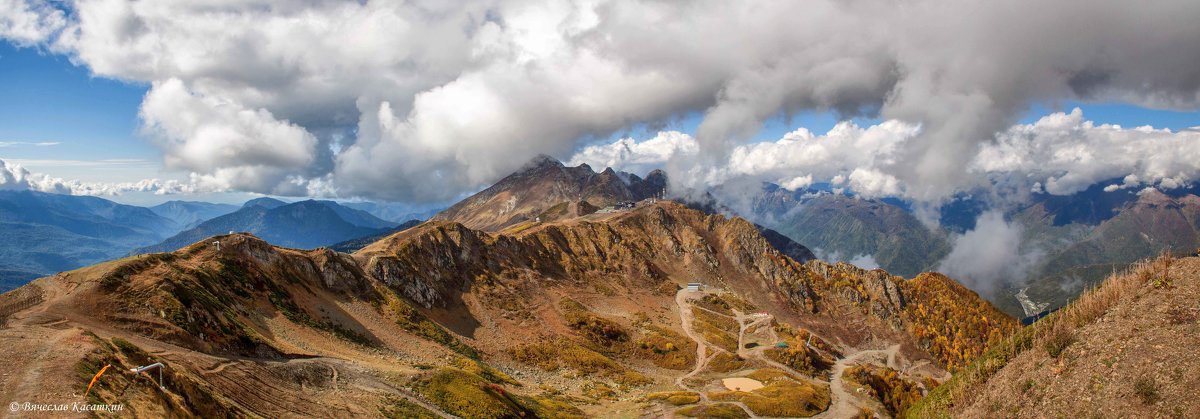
[673,289,759,418]
[812,344,900,419]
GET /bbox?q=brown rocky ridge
[0,159,1017,418]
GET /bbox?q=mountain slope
[910,254,1200,418]
[135,200,397,253]
[0,199,1012,418]
[432,155,666,231]
[741,186,950,278]
[1014,189,1200,314]
[329,219,424,253]
[727,183,1200,321]
[0,190,176,290]
[149,200,239,231]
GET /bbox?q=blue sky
[0,41,161,182]
[1,38,1198,205]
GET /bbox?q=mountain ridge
[432,155,666,232]
[1,197,1012,417]
[134,199,397,254]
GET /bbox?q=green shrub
[415,368,535,419]
[1134,376,1159,404]
[1043,326,1074,358]
[675,403,750,419]
[646,391,701,405]
[379,397,439,419]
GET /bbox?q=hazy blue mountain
[0,190,176,291]
[329,219,424,253]
[135,199,398,253]
[241,197,289,209]
[754,224,817,263]
[343,201,444,223]
[149,200,239,231]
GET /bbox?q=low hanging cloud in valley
[935,211,1042,295]
[1,0,1198,203]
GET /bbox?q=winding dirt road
[812,344,900,419]
[670,288,909,419]
[674,289,760,418]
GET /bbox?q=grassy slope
[907,253,1190,418]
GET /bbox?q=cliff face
[363,201,1017,370]
[363,202,819,310]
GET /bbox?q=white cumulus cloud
[139,78,319,195]
[1,0,1198,202]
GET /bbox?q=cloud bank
[2,0,1199,203]
[0,158,195,196]
[571,109,1200,203]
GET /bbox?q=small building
[686,282,704,292]
[775,342,790,349]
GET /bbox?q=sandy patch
[722,377,764,391]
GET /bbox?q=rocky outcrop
[432,155,668,231]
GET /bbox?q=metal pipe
[129,363,166,390]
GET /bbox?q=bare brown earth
[955,256,1200,418]
[0,200,1011,418]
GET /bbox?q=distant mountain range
[149,200,240,230]
[1013,187,1200,313]
[343,201,444,223]
[740,184,950,278]
[0,190,177,291]
[724,181,1200,317]
[0,190,440,292]
[134,198,398,253]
